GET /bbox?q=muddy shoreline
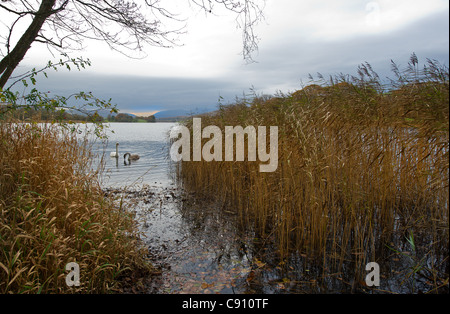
[104,184,259,294]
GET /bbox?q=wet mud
[105,185,257,293]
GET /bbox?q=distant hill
[95,107,214,122]
[154,109,191,118]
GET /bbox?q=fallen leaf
[201,282,214,289]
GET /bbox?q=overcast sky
[11,0,450,116]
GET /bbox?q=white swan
[110,142,119,158]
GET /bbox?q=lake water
[91,122,177,188]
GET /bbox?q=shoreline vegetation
[0,109,157,124]
[176,56,449,293]
[0,55,448,293]
[0,107,185,123]
[0,122,152,293]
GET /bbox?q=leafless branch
[0,0,265,88]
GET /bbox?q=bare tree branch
[0,0,265,88]
[0,0,58,88]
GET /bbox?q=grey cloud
[18,70,246,114]
[231,9,449,92]
[11,9,448,116]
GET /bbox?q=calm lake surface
[92,122,176,188]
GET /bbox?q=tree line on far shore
[0,107,155,123]
[107,113,155,123]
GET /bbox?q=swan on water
[110,142,119,157]
[124,152,140,161]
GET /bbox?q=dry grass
[0,122,150,293]
[176,56,449,288]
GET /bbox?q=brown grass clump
[176,56,449,288]
[0,122,149,293]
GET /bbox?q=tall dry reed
[176,56,449,286]
[0,122,149,293]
